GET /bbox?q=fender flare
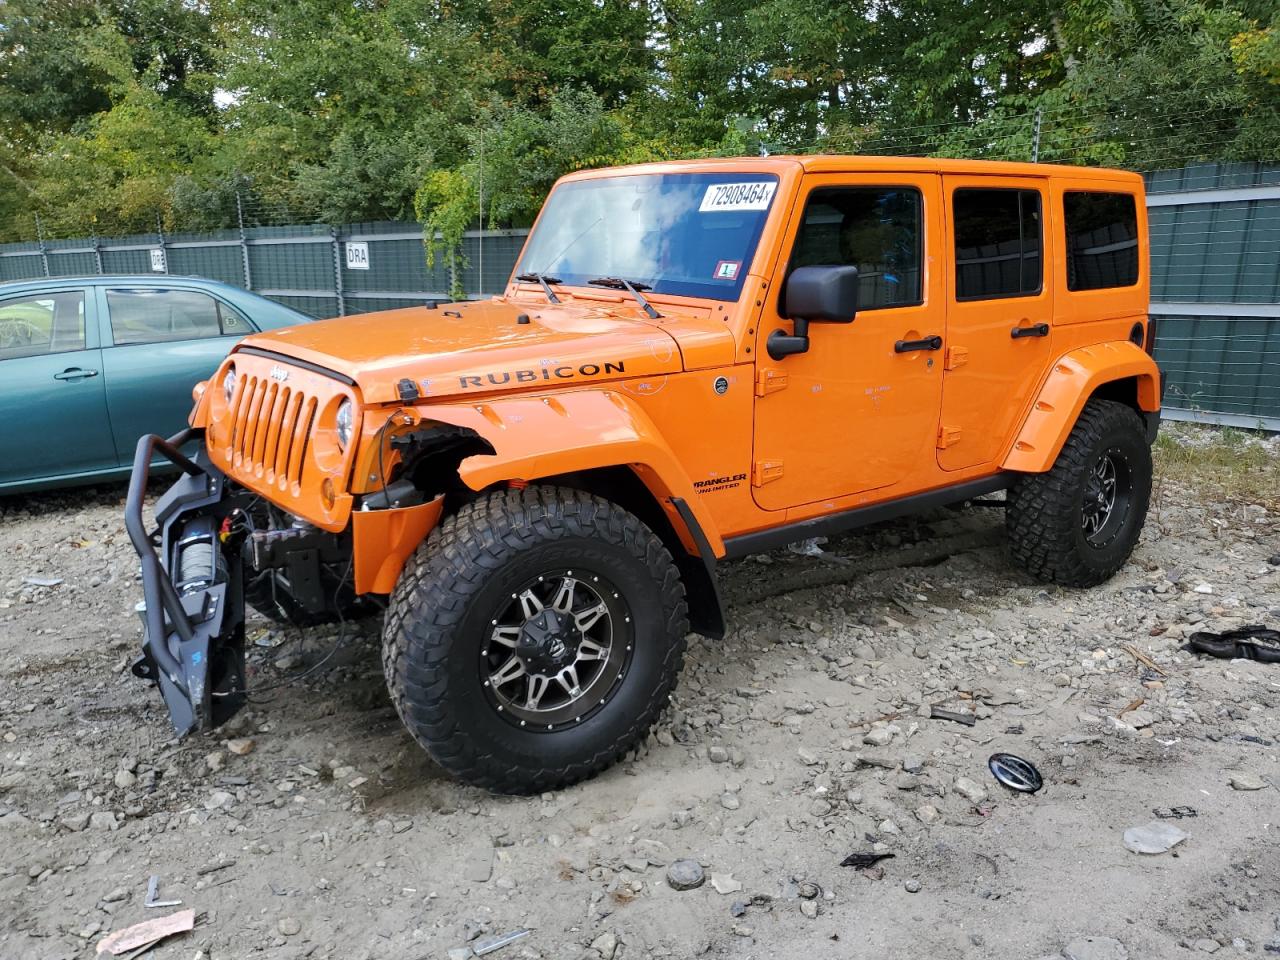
[1002,340,1161,474]
[414,390,726,558]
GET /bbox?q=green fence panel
[1,163,1277,427]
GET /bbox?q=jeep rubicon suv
[127,157,1161,793]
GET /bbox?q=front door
[937,176,1055,471]
[751,172,945,510]
[0,288,116,487]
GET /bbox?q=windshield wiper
[587,277,662,319]
[514,272,562,304]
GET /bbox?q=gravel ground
[1,425,1278,960]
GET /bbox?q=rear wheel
[1006,398,1152,587]
[382,486,688,793]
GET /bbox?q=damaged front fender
[415,389,725,557]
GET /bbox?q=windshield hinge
[937,425,962,449]
[755,368,788,397]
[752,459,784,486]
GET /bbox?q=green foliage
[1,0,1277,244]
[415,170,477,301]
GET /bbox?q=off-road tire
[382,486,688,794]
[1006,398,1152,587]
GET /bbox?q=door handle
[894,335,943,353]
[53,368,99,381]
[1010,322,1050,339]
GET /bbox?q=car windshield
[516,172,779,302]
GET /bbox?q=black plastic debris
[1188,625,1280,663]
[930,706,977,726]
[987,753,1043,793]
[1153,805,1198,820]
[840,852,895,869]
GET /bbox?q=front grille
[228,375,318,488]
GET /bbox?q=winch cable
[211,556,358,701]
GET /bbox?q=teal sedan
[0,276,310,493]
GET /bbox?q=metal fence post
[330,226,346,316]
[91,230,104,274]
[236,193,253,290]
[155,214,169,274]
[1031,107,1043,163]
[34,214,50,277]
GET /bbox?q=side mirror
[768,265,860,360]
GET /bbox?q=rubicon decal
[456,360,626,390]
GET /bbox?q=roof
[0,274,244,290]
[563,155,1143,185]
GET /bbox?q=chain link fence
[1,162,1277,429]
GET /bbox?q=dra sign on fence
[344,241,370,270]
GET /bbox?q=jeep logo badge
[713,376,729,395]
[269,365,290,383]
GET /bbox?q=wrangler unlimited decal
[693,472,747,493]
[457,360,626,389]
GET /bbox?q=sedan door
[0,288,118,488]
[99,286,257,462]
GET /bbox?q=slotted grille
[227,374,316,487]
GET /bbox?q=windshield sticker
[713,260,741,280]
[699,181,777,213]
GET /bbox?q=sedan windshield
[517,172,779,302]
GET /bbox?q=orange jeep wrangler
[127,157,1161,793]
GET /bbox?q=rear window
[107,289,247,345]
[953,188,1043,300]
[1064,192,1140,291]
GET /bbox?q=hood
[239,297,731,404]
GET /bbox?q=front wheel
[382,487,688,793]
[1006,398,1152,587]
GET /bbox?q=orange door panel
[751,172,945,510]
[938,175,1054,471]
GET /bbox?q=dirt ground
[2,424,1278,960]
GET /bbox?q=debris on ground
[840,852,895,870]
[1188,625,1280,663]
[95,909,195,956]
[143,875,181,908]
[1122,822,1189,855]
[473,929,531,956]
[987,753,1044,793]
[1,424,1278,958]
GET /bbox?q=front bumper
[125,430,249,736]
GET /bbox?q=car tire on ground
[382,486,688,794]
[1006,398,1152,587]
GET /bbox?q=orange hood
[238,297,734,404]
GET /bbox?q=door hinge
[755,368,788,397]
[937,426,962,449]
[752,459,784,486]
[944,346,969,370]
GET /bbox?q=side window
[790,186,923,309]
[217,301,254,336]
[107,289,222,345]
[953,188,1042,300]
[1064,192,1139,290]
[0,291,86,361]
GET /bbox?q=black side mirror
[768,265,860,360]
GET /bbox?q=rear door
[99,285,256,461]
[937,176,1055,471]
[0,288,117,486]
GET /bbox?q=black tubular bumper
[125,430,247,736]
